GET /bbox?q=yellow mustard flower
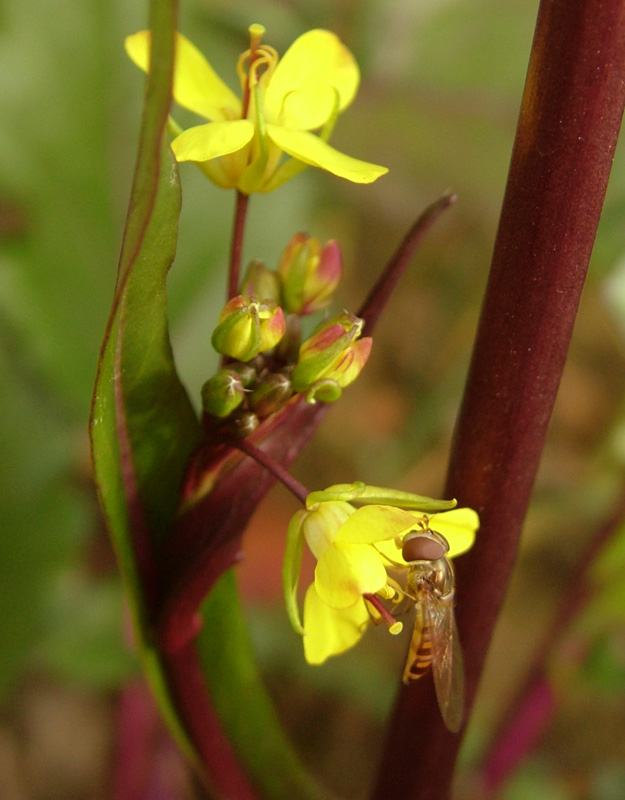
[282,483,478,665]
[125,25,388,194]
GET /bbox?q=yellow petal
[125,31,241,121]
[375,538,408,566]
[265,30,359,130]
[430,508,479,558]
[303,584,369,664]
[171,120,254,162]
[374,508,479,563]
[336,505,424,544]
[266,125,388,184]
[315,542,387,608]
[302,501,355,560]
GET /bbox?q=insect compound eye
[401,533,447,563]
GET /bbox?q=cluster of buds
[201,233,372,436]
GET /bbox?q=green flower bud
[240,259,281,304]
[249,373,293,417]
[278,233,342,315]
[201,369,245,418]
[291,312,372,396]
[211,295,286,361]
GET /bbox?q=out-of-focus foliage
[2,0,625,797]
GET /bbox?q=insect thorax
[407,556,455,600]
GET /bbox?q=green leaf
[90,0,202,761]
[90,3,327,795]
[90,4,201,620]
[198,571,329,800]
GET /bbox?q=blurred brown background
[2,0,625,797]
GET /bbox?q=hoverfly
[401,524,464,733]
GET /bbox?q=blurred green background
[2,0,625,797]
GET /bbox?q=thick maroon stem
[162,642,259,800]
[372,2,625,799]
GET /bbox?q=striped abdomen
[402,603,432,684]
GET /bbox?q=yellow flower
[282,483,479,665]
[125,25,388,194]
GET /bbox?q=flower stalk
[228,191,249,299]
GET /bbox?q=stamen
[363,593,403,635]
[249,47,278,87]
[385,577,406,603]
[239,26,267,121]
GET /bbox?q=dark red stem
[234,436,310,505]
[226,29,265,301]
[372,1,625,798]
[162,641,259,800]
[228,191,249,299]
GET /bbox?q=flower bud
[277,233,342,315]
[211,295,286,361]
[229,410,259,438]
[239,259,281,304]
[291,312,372,396]
[201,369,245,418]
[249,373,293,417]
[227,361,258,389]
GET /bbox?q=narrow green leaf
[90,3,329,796]
[90,0,202,761]
[90,2,200,622]
[198,571,330,800]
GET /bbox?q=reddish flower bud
[278,233,342,315]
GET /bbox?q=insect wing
[422,587,464,733]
